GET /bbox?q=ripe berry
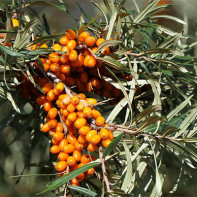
[73,150,82,162]
[96,116,105,126]
[42,82,53,94]
[96,38,105,46]
[48,108,58,119]
[85,36,95,47]
[67,112,77,123]
[70,178,79,186]
[87,143,97,152]
[67,40,76,50]
[92,109,102,119]
[58,152,69,161]
[55,122,64,133]
[78,135,86,144]
[59,139,68,151]
[76,173,85,181]
[90,135,101,145]
[48,119,58,128]
[100,128,109,139]
[41,123,50,133]
[86,130,97,142]
[102,139,112,148]
[75,142,83,151]
[59,36,70,46]
[50,63,60,72]
[36,95,46,106]
[63,144,75,154]
[43,101,52,112]
[83,107,92,118]
[69,50,78,61]
[67,134,77,145]
[66,29,77,40]
[67,103,76,113]
[50,145,60,154]
[78,31,90,42]
[67,156,76,166]
[55,82,64,92]
[53,132,64,141]
[74,118,87,129]
[55,161,67,171]
[49,53,59,63]
[86,98,97,105]
[79,126,90,135]
[60,65,70,74]
[81,154,90,164]
[86,168,95,175]
[53,44,62,51]
[46,90,56,101]
[70,96,80,105]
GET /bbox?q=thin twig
[99,146,112,197]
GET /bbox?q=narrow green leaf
[103,133,124,158]
[37,161,100,195]
[68,185,97,197]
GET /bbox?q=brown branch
[99,146,112,197]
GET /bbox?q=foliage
[0,0,197,196]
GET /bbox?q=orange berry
[74,118,87,129]
[61,46,70,55]
[87,143,97,152]
[78,93,86,100]
[70,96,80,105]
[86,98,97,105]
[86,130,97,142]
[69,50,78,61]
[85,36,95,47]
[50,63,60,72]
[91,77,101,88]
[41,123,50,133]
[63,144,75,154]
[79,71,88,83]
[66,29,77,40]
[59,36,70,46]
[48,108,58,119]
[55,82,64,92]
[67,156,76,166]
[79,126,90,135]
[76,173,85,181]
[70,178,79,186]
[96,116,105,126]
[67,103,76,113]
[36,95,46,106]
[60,65,70,74]
[84,55,97,67]
[62,96,71,105]
[83,107,92,118]
[59,139,68,151]
[76,101,84,111]
[108,131,114,140]
[55,122,64,133]
[62,109,69,117]
[100,128,109,139]
[78,135,86,144]
[91,47,98,53]
[96,38,105,47]
[73,150,82,162]
[83,49,90,56]
[50,145,60,154]
[86,82,92,92]
[77,111,85,118]
[52,138,59,145]
[102,139,111,148]
[48,119,58,128]
[78,54,85,67]
[70,163,78,171]
[53,132,64,141]
[43,101,52,112]
[78,162,86,168]
[59,94,69,101]
[55,161,67,171]
[58,152,69,161]
[81,154,90,164]
[86,168,95,175]
[75,142,84,151]
[78,31,90,42]
[43,62,50,71]
[46,90,56,101]
[92,109,102,119]
[42,82,53,94]
[53,43,61,51]
[49,53,59,63]
[67,40,76,50]
[102,47,110,55]
[90,135,101,145]
[60,54,69,64]
[67,134,78,145]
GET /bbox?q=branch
[99,146,112,197]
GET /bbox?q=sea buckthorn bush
[0,0,197,196]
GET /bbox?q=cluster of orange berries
[36,81,114,186]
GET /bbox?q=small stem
[99,146,112,196]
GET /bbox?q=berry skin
[78,93,86,100]
[59,139,68,151]
[84,55,97,67]
[55,122,64,133]
[78,31,90,42]
[86,130,98,142]
[55,82,64,92]
[60,65,70,74]
[96,116,105,127]
[36,95,46,106]
[60,54,69,64]
[53,132,64,141]
[62,96,71,105]
[87,143,97,152]
[58,152,69,161]
[83,107,92,118]
[74,118,87,129]
[79,126,90,135]
[102,139,112,148]
[48,119,58,128]
[108,131,114,140]
[76,101,84,111]
[41,123,50,133]
[43,62,50,71]
[70,163,78,171]
[53,44,62,51]
[67,40,76,50]
[70,96,80,105]
[73,150,82,162]
[90,135,101,145]
[86,98,97,105]
[67,112,77,123]
[66,29,77,40]
[43,101,52,112]
[81,154,91,164]
[75,142,84,151]
[76,173,85,181]
[59,36,70,46]
[50,63,60,72]
[46,90,56,101]
[79,71,88,83]
[49,53,59,63]
[85,36,96,47]
[78,135,87,144]
[67,134,78,145]
[55,161,67,171]
[67,156,76,166]
[63,144,75,154]
[42,82,53,94]
[70,178,79,186]
[50,145,61,154]
[48,108,58,119]
[92,109,102,119]
[67,103,76,113]
[100,128,109,139]
[96,38,105,46]
[91,77,101,89]
[69,50,78,61]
